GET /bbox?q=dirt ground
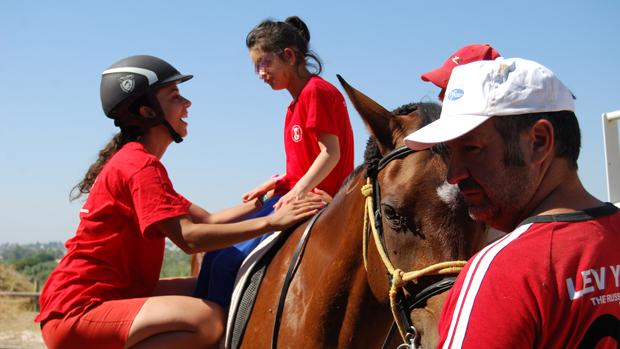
[0,309,45,349]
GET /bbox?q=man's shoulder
[521,203,619,226]
[475,208,620,278]
[465,223,548,278]
[515,203,620,244]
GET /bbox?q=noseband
[362,146,467,348]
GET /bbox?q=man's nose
[446,156,469,185]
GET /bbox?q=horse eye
[381,204,405,230]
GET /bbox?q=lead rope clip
[395,327,419,349]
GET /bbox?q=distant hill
[0,263,35,292]
[0,240,191,291]
[0,241,65,261]
[0,242,65,291]
[0,263,38,323]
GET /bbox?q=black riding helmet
[100,55,193,143]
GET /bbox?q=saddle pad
[225,230,288,348]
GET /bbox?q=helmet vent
[102,67,159,85]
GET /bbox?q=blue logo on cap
[447,89,464,101]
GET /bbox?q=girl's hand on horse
[274,187,332,211]
[273,187,305,211]
[309,188,332,204]
[242,178,276,202]
[267,196,324,230]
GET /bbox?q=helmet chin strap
[162,119,184,143]
[145,93,184,143]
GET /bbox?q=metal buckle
[395,326,419,349]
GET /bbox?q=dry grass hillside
[0,263,45,348]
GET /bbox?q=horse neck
[301,169,394,347]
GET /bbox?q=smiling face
[155,83,192,138]
[445,118,536,231]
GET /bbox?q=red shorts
[41,298,147,349]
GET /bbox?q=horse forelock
[341,102,444,191]
[392,102,441,127]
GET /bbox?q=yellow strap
[361,178,467,341]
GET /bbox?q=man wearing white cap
[405,58,620,348]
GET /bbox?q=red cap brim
[421,67,450,89]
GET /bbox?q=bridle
[361,145,467,349]
[268,145,466,349]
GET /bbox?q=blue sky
[1,1,619,243]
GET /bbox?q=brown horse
[224,77,490,348]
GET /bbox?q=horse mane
[342,102,442,186]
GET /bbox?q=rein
[362,146,467,347]
[271,209,325,349]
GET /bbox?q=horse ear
[337,74,395,153]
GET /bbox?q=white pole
[604,110,620,122]
[602,110,620,204]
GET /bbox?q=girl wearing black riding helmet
[34,55,323,349]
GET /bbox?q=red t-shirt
[35,142,191,324]
[438,204,620,349]
[274,75,354,197]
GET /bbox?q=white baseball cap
[404,57,575,150]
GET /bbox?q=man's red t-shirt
[274,75,354,197]
[35,142,190,324]
[438,204,620,348]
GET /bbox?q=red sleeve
[128,163,191,238]
[304,84,342,135]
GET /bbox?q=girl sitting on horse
[193,16,354,311]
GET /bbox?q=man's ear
[138,105,156,118]
[530,119,554,164]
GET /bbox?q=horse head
[338,75,488,349]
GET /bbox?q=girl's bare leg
[126,278,224,349]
